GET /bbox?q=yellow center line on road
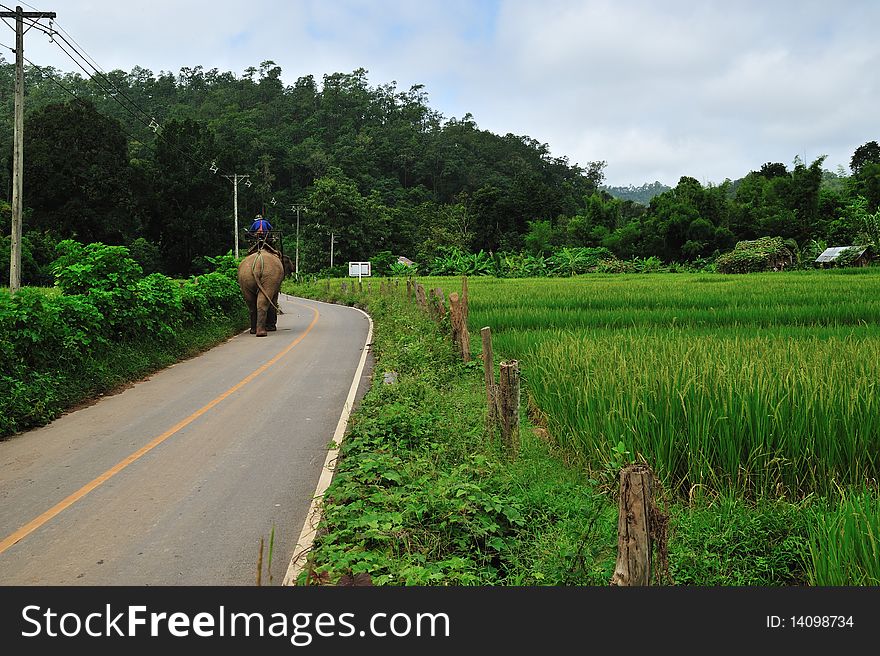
[0,302,320,556]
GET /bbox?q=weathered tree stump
[449,292,462,346]
[415,283,428,311]
[498,360,520,458]
[434,288,446,320]
[610,464,654,586]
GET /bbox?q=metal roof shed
[815,246,872,265]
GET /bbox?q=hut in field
[715,236,794,274]
[814,245,874,268]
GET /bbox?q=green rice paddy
[425,270,880,500]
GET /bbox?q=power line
[1,6,276,258]
[1,45,157,153]
[1,3,237,183]
[0,6,162,132]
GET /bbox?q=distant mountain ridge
[601,181,671,205]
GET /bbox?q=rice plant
[805,488,880,585]
[420,270,880,500]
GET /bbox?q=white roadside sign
[348,261,371,277]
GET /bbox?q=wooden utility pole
[498,360,520,458]
[481,327,498,435]
[291,204,306,276]
[223,174,249,258]
[2,6,56,295]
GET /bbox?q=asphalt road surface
[0,294,373,585]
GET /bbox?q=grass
[417,272,880,501]
[282,275,872,586]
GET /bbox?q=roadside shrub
[128,237,164,275]
[0,287,106,371]
[133,273,184,340]
[52,240,143,294]
[181,271,243,320]
[0,371,63,436]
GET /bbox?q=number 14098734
[767,615,854,629]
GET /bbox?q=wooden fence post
[449,292,461,349]
[415,283,428,311]
[498,360,520,457]
[434,288,447,321]
[458,311,471,363]
[428,288,438,321]
[610,464,654,586]
[481,327,497,435]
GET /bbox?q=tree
[305,170,393,269]
[851,161,880,212]
[150,118,228,274]
[850,141,880,175]
[524,219,558,255]
[759,162,788,179]
[23,99,139,244]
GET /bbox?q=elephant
[237,246,295,336]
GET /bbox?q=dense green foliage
[715,236,793,273]
[2,56,879,280]
[0,240,247,436]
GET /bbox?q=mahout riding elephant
[237,246,295,336]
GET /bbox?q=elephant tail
[251,252,284,316]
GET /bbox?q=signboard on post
[348,261,371,278]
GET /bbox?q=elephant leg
[255,292,270,337]
[248,304,258,334]
[267,292,279,330]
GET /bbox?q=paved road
[0,294,373,585]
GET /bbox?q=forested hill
[601,181,671,205]
[1,58,879,282]
[0,60,605,278]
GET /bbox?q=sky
[2,0,878,188]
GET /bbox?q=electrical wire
[0,3,240,185]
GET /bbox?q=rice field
[425,270,880,500]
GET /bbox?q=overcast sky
[2,0,878,188]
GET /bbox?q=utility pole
[330,232,336,269]
[2,6,56,295]
[222,174,249,258]
[290,204,306,276]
